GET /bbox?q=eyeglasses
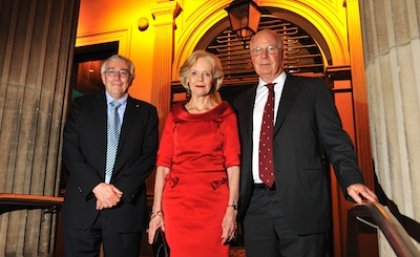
[250,45,279,56]
[105,69,130,79]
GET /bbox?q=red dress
[156,101,241,257]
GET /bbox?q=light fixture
[138,17,149,31]
[225,0,262,42]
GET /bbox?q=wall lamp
[225,0,262,43]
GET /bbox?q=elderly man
[62,54,158,257]
[233,29,377,257]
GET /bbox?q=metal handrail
[349,201,420,257]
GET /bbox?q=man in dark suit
[233,29,377,257]
[62,54,158,257]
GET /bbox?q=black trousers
[64,212,142,257]
[242,187,328,257]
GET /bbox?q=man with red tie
[233,29,377,257]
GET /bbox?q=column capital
[151,0,181,26]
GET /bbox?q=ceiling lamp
[225,0,262,42]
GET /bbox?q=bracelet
[150,210,163,219]
[227,204,238,210]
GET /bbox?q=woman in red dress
[148,50,241,257]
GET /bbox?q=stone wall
[359,0,420,256]
[0,0,79,256]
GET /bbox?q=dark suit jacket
[62,94,158,233]
[234,75,364,235]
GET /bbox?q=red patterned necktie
[259,83,276,188]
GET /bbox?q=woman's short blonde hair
[179,50,224,94]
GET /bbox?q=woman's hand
[148,166,169,244]
[221,207,237,244]
[147,211,165,244]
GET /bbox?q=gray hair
[100,54,135,79]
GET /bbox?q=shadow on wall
[374,171,420,243]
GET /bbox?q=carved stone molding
[150,1,181,128]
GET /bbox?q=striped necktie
[105,101,122,183]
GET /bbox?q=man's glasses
[105,69,130,79]
[250,45,279,56]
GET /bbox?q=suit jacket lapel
[94,94,107,180]
[274,76,302,137]
[239,86,257,141]
[236,86,257,188]
[117,96,139,154]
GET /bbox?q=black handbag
[152,228,170,257]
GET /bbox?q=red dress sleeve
[223,111,241,168]
[156,112,175,168]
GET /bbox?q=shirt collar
[258,71,287,89]
[105,92,128,106]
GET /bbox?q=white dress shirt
[252,72,287,183]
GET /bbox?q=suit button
[77,187,83,193]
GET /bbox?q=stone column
[0,0,79,256]
[150,0,181,129]
[347,0,375,188]
[360,0,420,256]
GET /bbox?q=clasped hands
[92,182,123,210]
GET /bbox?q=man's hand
[347,183,378,204]
[92,183,123,210]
